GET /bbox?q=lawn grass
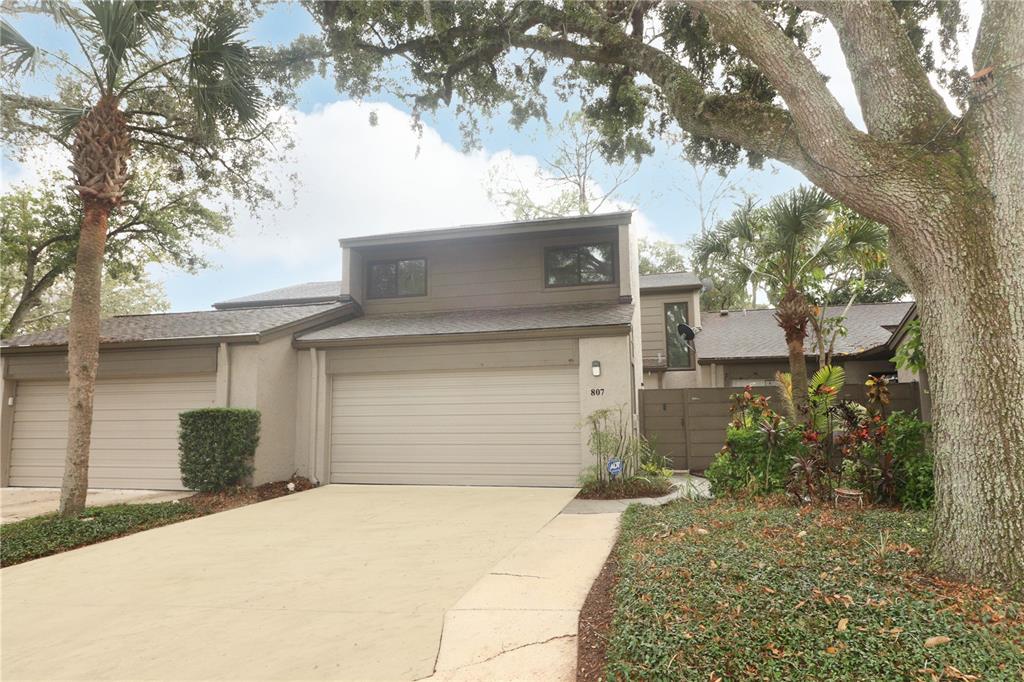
[603,498,1023,681]
[1,502,198,567]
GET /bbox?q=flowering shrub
[836,409,932,508]
[707,388,807,497]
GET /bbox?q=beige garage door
[330,366,581,486]
[9,375,216,490]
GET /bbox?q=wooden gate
[640,383,922,472]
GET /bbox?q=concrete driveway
[1,485,578,681]
[1,487,190,524]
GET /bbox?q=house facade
[1,211,919,490]
[1,212,641,489]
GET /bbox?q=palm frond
[187,10,264,130]
[51,105,90,140]
[81,0,160,90]
[1,19,37,74]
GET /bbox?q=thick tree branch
[802,0,952,140]
[690,0,867,173]
[511,31,807,170]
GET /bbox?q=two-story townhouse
[291,212,641,487]
[0,212,641,490]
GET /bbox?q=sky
[1,1,981,312]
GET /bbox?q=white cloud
[223,101,657,266]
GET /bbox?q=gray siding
[639,290,701,364]
[356,228,621,315]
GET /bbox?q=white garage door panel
[330,366,581,487]
[9,375,216,490]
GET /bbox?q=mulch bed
[576,478,673,500]
[577,549,619,682]
[185,476,315,514]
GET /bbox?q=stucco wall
[577,334,634,477]
[225,336,298,485]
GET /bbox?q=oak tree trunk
[898,212,1024,586]
[58,204,109,516]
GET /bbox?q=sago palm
[1,2,264,515]
[692,187,886,422]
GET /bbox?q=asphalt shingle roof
[297,302,634,343]
[640,272,702,290]
[213,281,344,309]
[695,302,913,362]
[3,303,350,349]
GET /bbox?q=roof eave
[294,322,631,349]
[0,334,260,354]
[338,211,633,248]
[213,296,344,310]
[639,284,703,294]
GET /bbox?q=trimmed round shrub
[179,408,260,492]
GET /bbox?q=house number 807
[590,388,605,396]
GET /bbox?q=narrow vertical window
[665,302,694,369]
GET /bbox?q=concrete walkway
[427,512,620,681]
[1,485,577,681]
[1,487,191,524]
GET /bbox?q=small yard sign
[607,458,623,478]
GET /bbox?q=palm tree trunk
[775,285,811,423]
[58,203,109,516]
[786,335,810,422]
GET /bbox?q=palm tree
[692,187,887,422]
[2,3,264,515]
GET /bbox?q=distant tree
[1,175,226,338]
[692,187,886,420]
[486,112,637,219]
[2,268,170,336]
[638,238,687,275]
[2,3,277,516]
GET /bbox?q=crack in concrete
[490,571,545,579]
[457,633,577,669]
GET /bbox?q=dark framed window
[664,302,695,370]
[544,243,615,287]
[366,258,427,299]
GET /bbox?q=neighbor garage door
[9,375,217,490]
[329,353,582,487]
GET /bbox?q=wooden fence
[640,382,922,472]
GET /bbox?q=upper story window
[544,243,615,287]
[664,302,695,370]
[367,258,427,299]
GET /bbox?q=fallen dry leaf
[837,618,849,632]
[797,530,808,538]
[825,646,839,655]
[924,635,952,648]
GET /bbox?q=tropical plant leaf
[810,365,846,394]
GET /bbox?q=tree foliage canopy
[1,1,307,212]
[0,173,225,337]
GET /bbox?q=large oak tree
[304,0,1023,585]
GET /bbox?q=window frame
[365,257,428,299]
[663,301,696,371]
[542,242,617,288]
